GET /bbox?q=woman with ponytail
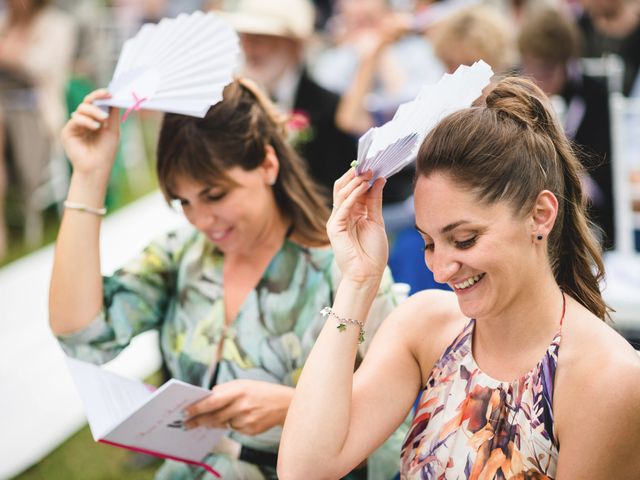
[280,76,640,479]
[49,79,404,479]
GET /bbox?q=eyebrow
[415,220,472,236]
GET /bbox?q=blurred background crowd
[1,0,639,478]
[0,0,639,271]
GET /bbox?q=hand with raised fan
[94,10,240,120]
[353,60,494,183]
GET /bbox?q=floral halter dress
[400,301,564,479]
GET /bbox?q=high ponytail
[417,76,611,321]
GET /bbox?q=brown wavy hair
[416,77,611,321]
[156,78,329,247]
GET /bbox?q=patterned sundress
[400,318,561,479]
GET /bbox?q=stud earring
[536,234,543,241]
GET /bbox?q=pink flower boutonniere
[286,110,315,148]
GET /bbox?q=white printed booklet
[65,357,225,476]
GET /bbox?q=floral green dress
[400,319,560,479]
[58,226,404,480]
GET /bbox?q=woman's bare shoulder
[554,298,640,474]
[389,289,468,381]
[398,289,463,324]
[558,298,640,381]
[555,297,640,421]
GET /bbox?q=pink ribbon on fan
[121,92,148,123]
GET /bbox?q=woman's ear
[261,145,280,186]
[531,190,559,241]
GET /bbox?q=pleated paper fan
[355,60,494,181]
[95,11,240,119]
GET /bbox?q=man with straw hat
[222,0,358,203]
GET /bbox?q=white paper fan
[95,11,240,119]
[354,60,494,181]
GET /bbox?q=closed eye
[205,192,226,202]
[455,236,477,249]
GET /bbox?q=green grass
[15,427,161,480]
[16,372,166,480]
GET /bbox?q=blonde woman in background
[430,5,516,75]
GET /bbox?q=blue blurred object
[388,227,451,294]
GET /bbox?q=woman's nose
[427,248,460,284]
[189,204,216,231]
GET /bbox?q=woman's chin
[457,300,482,320]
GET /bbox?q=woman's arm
[278,169,420,478]
[335,15,410,136]
[335,45,379,136]
[49,90,120,335]
[278,282,423,479]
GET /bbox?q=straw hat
[222,0,315,40]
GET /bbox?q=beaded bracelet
[320,306,365,344]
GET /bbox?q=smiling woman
[48,78,406,479]
[156,79,329,251]
[278,76,640,480]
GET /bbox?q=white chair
[609,93,640,255]
[603,93,640,344]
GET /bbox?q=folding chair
[609,93,640,255]
[603,93,640,347]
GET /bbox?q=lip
[450,273,485,294]
[206,227,233,243]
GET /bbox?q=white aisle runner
[0,191,186,479]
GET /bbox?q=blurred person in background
[483,0,562,28]
[332,3,518,133]
[519,6,615,249]
[50,78,405,480]
[317,0,443,239]
[576,0,640,96]
[0,0,76,259]
[430,4,516,75]
[221,0,358,204]
[313,0,441,102]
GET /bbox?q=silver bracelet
[320,306,365,344]
[63,200,107,216]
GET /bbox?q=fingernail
[92,120,102,129]
[98,110,109,119]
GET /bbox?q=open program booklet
[65,357,225,476]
